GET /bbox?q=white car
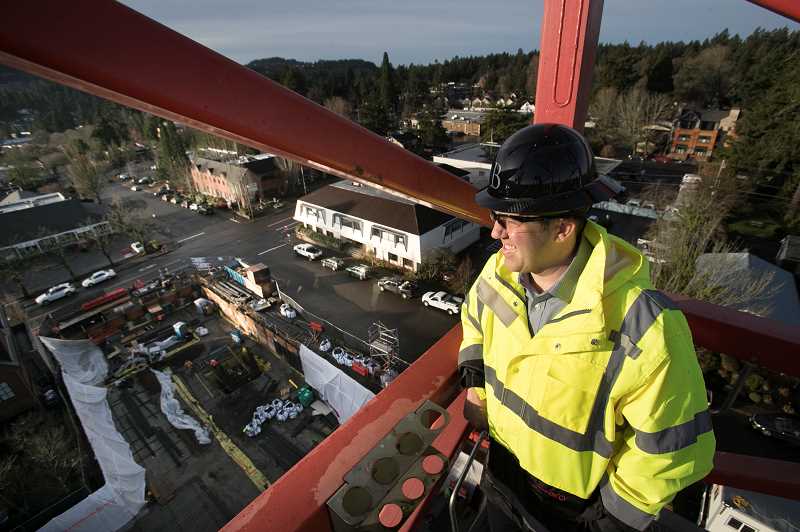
[293,243,323,261]
[131,242,145,254]
[118,173,129,180]
[35,283,77,305]
[189,203,199,211]
[279,303,297,319]
[422,291,464,315]
[82,269,116,287]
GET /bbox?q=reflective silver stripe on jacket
[634,410,713,454]
[458,343,484,365]
[600,477,656,530]
[477,278,518,327]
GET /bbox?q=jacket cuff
[459,364,485,389]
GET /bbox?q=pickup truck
[421,291,463,315]
[377,276,419,299]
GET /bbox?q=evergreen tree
[155,121,191,190]
[377,52,398,130]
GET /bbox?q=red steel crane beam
[746,0,800,22]
[533,0,604,131]
[0,1,488,226]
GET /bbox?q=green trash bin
[297,386,314,407]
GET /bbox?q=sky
[122,0,798,66]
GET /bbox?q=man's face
[490,214,559,274]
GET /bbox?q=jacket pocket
[538,355,606,434]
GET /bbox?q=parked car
[345,264,370,280]
[180,200,190,208]
[170,196,181,204]
[279,303,297,319]
[377,276,419,299]
[293,243,323,261]
[421,291,464,315]
[81,269,116,287]
[118,173,130,180]
[35,283,77,305]
[160,193,173,202]
[130,185,141,191]
[750,414,800,446]
[651,155,671,164]
[321,257,345,271]
[153,186,169,196]
[189,203,200,211]
[130,242,145,254]
[197,206,213,215]
[136,176,152,185]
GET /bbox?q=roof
[0,190,39,205]
[435,143,496,165]
[191,155,279,184]
[721,485,800,532]
[694,253,800,326]
[700,109,733,123]
[299,182,453,235]
[0,199,105,246]
[434,163,470,179]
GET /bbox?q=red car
[651,155,672,164]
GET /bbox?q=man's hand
[464,387,488,431]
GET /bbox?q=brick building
[190,154,285,208]
[669,108,741,161]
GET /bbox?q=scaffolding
[368,321,400,368]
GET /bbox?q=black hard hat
[475,123,621,215]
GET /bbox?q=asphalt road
[21,181,460,363]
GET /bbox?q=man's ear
[553,218,578,243]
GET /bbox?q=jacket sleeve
[458,281,486,398]
[602,311,715,531]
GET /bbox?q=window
[675,145,688,154]
[0,382,15,401]
[395,234,406,248]
[698,136,711,144]
[740,526,755,532]
[403,258,414,269]
[694,147,708,154]
[727,518,743,529]
[678,135,690,142]
[388,253,398,262]
[333,213,361,232]
[444,218,469,240]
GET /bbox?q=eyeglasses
[489,211,556,230]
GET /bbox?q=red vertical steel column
[533,0,604,131]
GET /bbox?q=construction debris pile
[243,399,305,437]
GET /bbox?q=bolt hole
[371,457,399,485]
[396,432,423,455]
[420,409,442,430]
[342,486,372,516]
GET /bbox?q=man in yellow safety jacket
[458,124,715,531]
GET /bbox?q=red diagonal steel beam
[670,294,800,376]
[533,0,604,131]
[707,452,800,501]
[224,326,463,532]
[0,0,487,226]
[745,0,800,22]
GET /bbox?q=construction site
[33,258,401,530]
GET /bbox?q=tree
[588,87,619,149]
[65,147,106,203]
[35,228,77,281]
[324,96,353,119]
[481,108,530,144]
[673,45,733,107]
[358,90,392,136]
[106,197,154,245]
[0,256,30,298]
[81,218,116,266]
[377,52,398,130]
[281,67,308,97]
[155,121,191,191]
[646,176,773,314]
[615,88,671,155]
[417,107,449,153]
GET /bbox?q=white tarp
[298,344,375,423]
[151,369,211,445]
[38,337,146,532]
